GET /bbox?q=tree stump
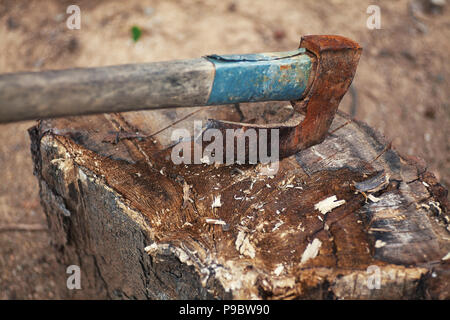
[29,102,450,299]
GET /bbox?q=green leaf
[131,26,142,42]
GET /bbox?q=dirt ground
[0,0,448,299]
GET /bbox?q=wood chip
[300,238,322,264]
[235,231,256,258]
[205,218,226,225]
[375,240,386,248]
[144,243,158,254]
[273,264,284,276]
[314,195,346,214]
[368,194,381,202]
[211,195,222,208]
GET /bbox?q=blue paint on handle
[205,48,311,105]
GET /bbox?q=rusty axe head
[203,35,362,160]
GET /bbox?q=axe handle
[0,50,313,123]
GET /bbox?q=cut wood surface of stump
[29,102,450,299]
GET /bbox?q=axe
[0,35,361,158]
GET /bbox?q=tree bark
[29,102,450,299]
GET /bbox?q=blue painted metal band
[205,48,312,105]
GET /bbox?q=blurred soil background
[0,0,448,299]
